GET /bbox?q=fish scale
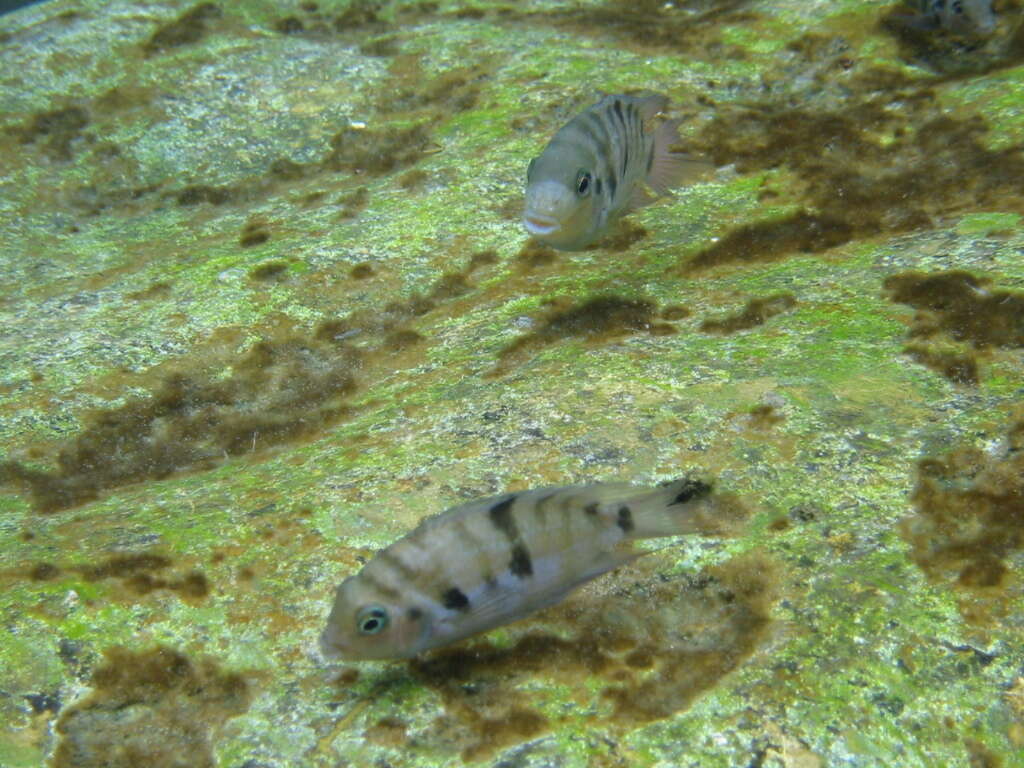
[321,477,747,660]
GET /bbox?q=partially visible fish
[320,477,746,661]
[523,92,710,251]
[901,0,997,36]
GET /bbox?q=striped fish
[320,477,745,661]
[902,0,996,35]
[522,92,709,251]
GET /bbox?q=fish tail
[646,118,714,196]
[632,92,670,121]
[623,477,749,539]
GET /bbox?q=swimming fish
[320,477,745,661]
[522,92,710,251]
[902,0,996,36]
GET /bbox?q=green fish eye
[576,170,592,197]
[356,604,389,635]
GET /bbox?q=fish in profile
[320,477,747,661]
[901,0,997,36]
[522,92,710,251]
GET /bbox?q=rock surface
[1,1,1023,766]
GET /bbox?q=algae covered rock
[1,1,1023,766]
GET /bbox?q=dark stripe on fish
[671,479,712,505]
[509,543,534,577]
[533,493,558,526]
[617,505,634,533]
[407,606,424,621]
[442,586,471,611]
[622,140,629,180]
[612,99,625,129]
[360,571,403,602]
[646,143,655,174]
[488,495,518,538]
[452,516,493,583]
[627,103,642,178]
[490,494,535,578]
[602,103,627,199]
[568,120,600,157]
[584,502,599,517]
[595,177,603,195]
[581,112,613,168]
[378,549,417,583]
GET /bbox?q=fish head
[320,575,433,661]
[523,147,603,250]
[943,0,996,35]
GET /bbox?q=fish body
[320,477,742,661]
[523,92,709,251]
[904,0,996,35]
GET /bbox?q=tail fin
[647,118,714,196]
[624,477,750,539]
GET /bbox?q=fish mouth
[319,630,346,660]
[523,213,561,237]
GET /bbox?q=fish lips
[522,212,561,237]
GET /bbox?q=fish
[901,0,997,36]
[320,476,747,661]
[522,92,710,251]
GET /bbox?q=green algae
[2,0,1024,766]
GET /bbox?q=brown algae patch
[902,421,1024,620]
[405,552,779,761]
[884,271,1024,347]
[24,553,209,602]
[53,646,250,768]
[685,212,855,273]
[543,0,760,58]
[338,186,370,220]
[239,218,271,248]
[248,260,291,282]
[884,270,1024,384]
[488,290,802,378]
[683,80,1024,272]
[0,258,486,512]
[0,322,360,513]
[142,3,223,58]
[699,293,797,334]
[8,105,90,162]
[487,296,673,378]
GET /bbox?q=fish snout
[319,626,348,660]
[523,180,571,238]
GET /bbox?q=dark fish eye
[951,0,963,13]
[356,604,389,635]
[576,170,592,197]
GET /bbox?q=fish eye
[951,0,963,13]
[576,170,592,197]
[356,604,389,635]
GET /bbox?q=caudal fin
[624,477,750,539]
[647,118,714,196]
